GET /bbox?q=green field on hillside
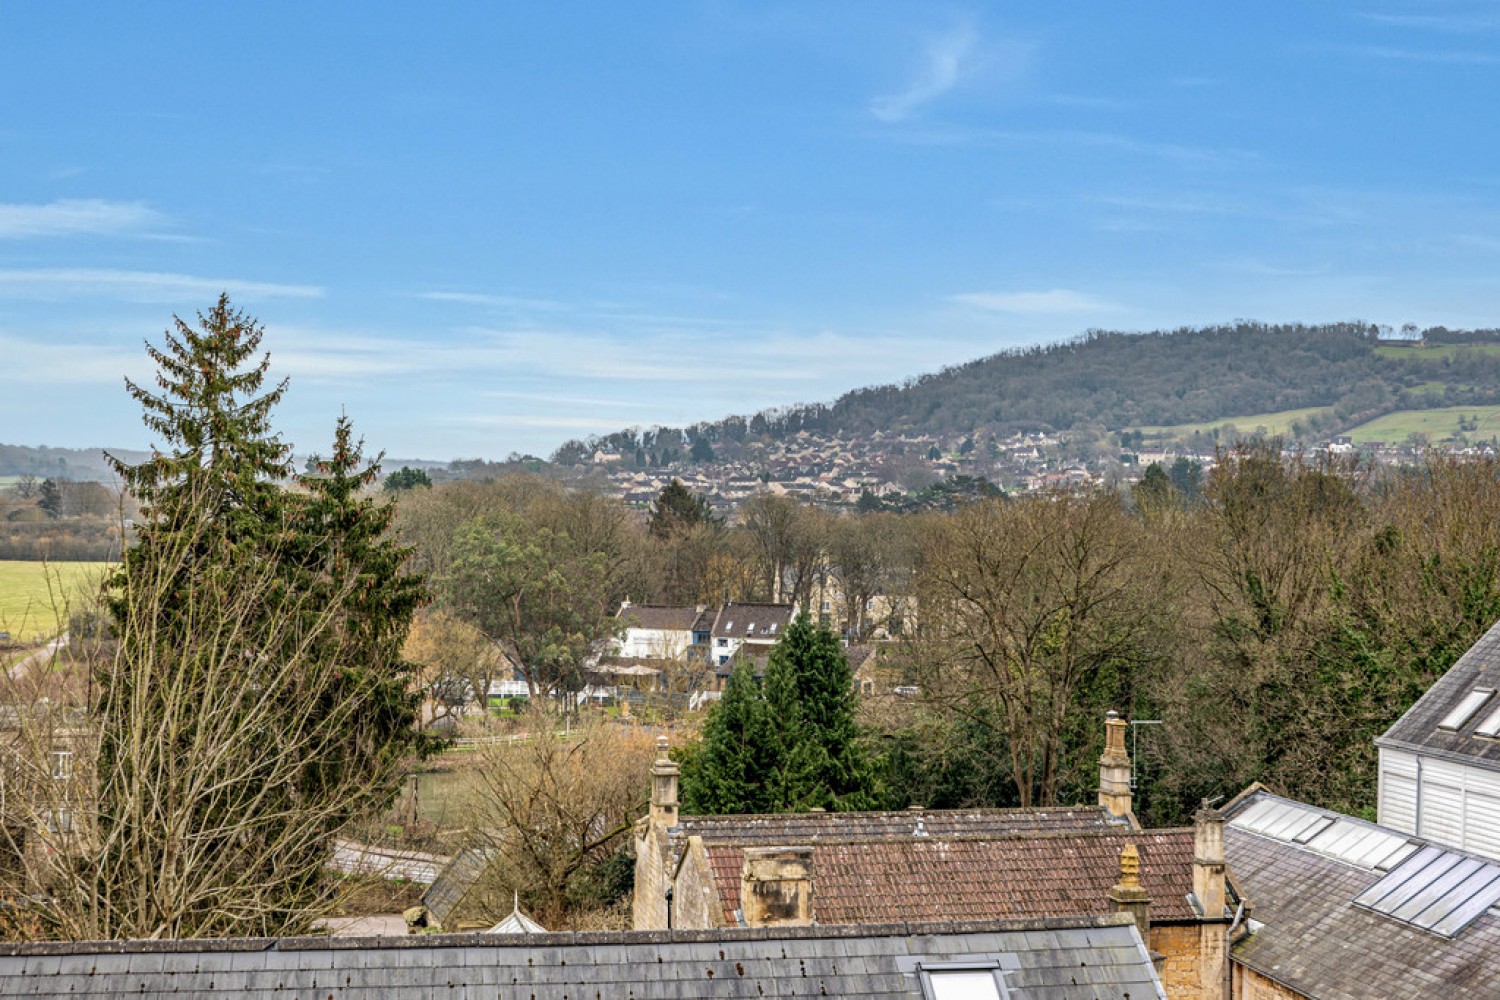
[1135,406,1334,440]
[1375,343,1500,360]
[0,561,111,640]
[1346,406,1500,444]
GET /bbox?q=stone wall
[632,822,670,931]
[1150,922,1234,1000]
[672,838,725,929]
[1232,965,1307,1000]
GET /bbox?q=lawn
[1134,406,1335,441]
[0,560,112,640]
[1347,406,1500,444]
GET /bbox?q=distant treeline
[553,321,1500,463]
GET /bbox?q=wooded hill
[558,321,1500,460]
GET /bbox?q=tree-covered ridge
[555,322,1500,462]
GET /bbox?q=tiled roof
[704,828,1197,926]
[711,602,795,640]
[0,917,1165,1000]
[674,805,1115,856]
[1226,789,1500,999]
[616,603,702,632]
[1378,617,1500,767]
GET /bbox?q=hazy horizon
[5,3,1499,460]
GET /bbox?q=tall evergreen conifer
[89,296,428,939]
[680,661,775,814]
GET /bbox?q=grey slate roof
[710,602,795,641]
[1225,788,1500,999]
[1377,616,1500,767]
[0,916,1164,999]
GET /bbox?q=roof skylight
[1474,703,1500,739]
[1439,689,1494,731]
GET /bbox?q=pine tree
[682,616,878,815]
[287,415,431,820]
[648,479,718,538]
[680,661,776,814]
[87,296,429,940]
[36,478,63,519]
[763,614,878,810]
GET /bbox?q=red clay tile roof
[703,828,1197,927]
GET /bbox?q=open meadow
[1374,342,1500,361]
[1134,405,1335,442]
[1346,405,1500,444]
[0,560,112,641]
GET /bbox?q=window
[918,963,1009,1000]
[821,600,831,613]
[49,750,72,781]
[717,638,729,647]
[1439,689,1494,731]
[45,809,72,835]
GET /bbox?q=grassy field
[1135,406,1334,441]
[1375,343,1500,360]
[1347,405,1500,444]
[0,561,112,640]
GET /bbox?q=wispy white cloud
[0,269,324,301]
[1332,43,1497,64]
[1358,11,1500,32]
[413,290,568,310]
[0,199,167,239]
[871,23,981,123]
[950,289,1122,313]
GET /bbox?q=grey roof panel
[0,917,1163,1000]
[1227,788,1500,998]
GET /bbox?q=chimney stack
[741,847,813,927]
[650,736,679,830]
[1193,806,1227,919]
[1098,711,1133,820]
[1108,843,1152,945]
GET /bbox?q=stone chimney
[1098,710,1133,820]
[650,736,679,830]
[741,847,813,927]
[1108,843,1152,944]
[1193,806,1227,919]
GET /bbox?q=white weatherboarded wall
[1381,749,1500,861]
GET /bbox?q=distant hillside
[556,321,1500,461]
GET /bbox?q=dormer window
[1439,689,1494,731]
[746,622,754,633]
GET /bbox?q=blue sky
[3,3,1500,462]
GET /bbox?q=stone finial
[656,734,670,760]
[1118,843,1142,890]
[1109,842,1151,943]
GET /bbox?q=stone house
[1376,617,1500,859]
[635,715,1237,1000]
